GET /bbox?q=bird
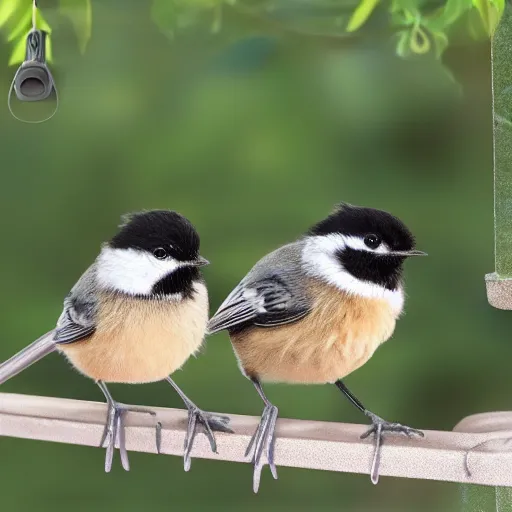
[0,209,231,472]
[207,203,427,492]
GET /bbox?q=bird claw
[361,419,423,439]
[245,404,279,493]
[183,406,233,472]
[361,414,424,485]
[99,402,160,472]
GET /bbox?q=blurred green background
[0,0,506,510]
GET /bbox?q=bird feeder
[461,4,512,510]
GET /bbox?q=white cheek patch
[302,235,404,313]
[96,247,181,296]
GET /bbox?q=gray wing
[54,264,98,345]
[207,242,312,334]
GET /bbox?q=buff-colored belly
[231,285,398,384]
[59,285,208,384]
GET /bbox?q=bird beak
[388,249,428,257]
[192,256,210,267]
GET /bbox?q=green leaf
[425,0,472,32]
[346,0,380,32]
[390,8,416,27]
[493,0,505,14]
[467,3,489,38]
[488,4,502,35]
[8,30,28,66]
[59,0,92,54]
[36,8,52,34]
[7,7,30,42]
[390,0,401,13]
[390,0,421,20]
[7,5,54,66]
[473,0,490,31]
[432,31,448,58]
[151,0,176,37]
[395,29,410,57]
[472,0,503,35]
[0,0,21,28]
[151,0,234,37]
[409,23,430,53]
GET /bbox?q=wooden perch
[0,393,511,486]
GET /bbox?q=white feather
[242,288,266,313]
[302,235,404,313]
[96,247,183,297]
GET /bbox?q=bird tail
[0,330,56,385]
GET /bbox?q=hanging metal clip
[7,29,59,123]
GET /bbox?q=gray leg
[165,377,232,471]
[97,381,162,472]
[360,412,424,484]
[335,380,424,484]
[245,378,279,493]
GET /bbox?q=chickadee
[0,210,231,471]
[207,203,427,492]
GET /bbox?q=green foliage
[346,0,381,32]
[0,0,91,65]
[59,0,92,54]
[7,7,52,66]
[387,0,503,59]
[0,0,505,64]
[150,0,235,38]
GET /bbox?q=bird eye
[364,234,381,249]
[153,247,167,260]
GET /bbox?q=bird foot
[362,413,424,485]
[99,402,161,472]
[183,405,232,472]
[245,403,279,493]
